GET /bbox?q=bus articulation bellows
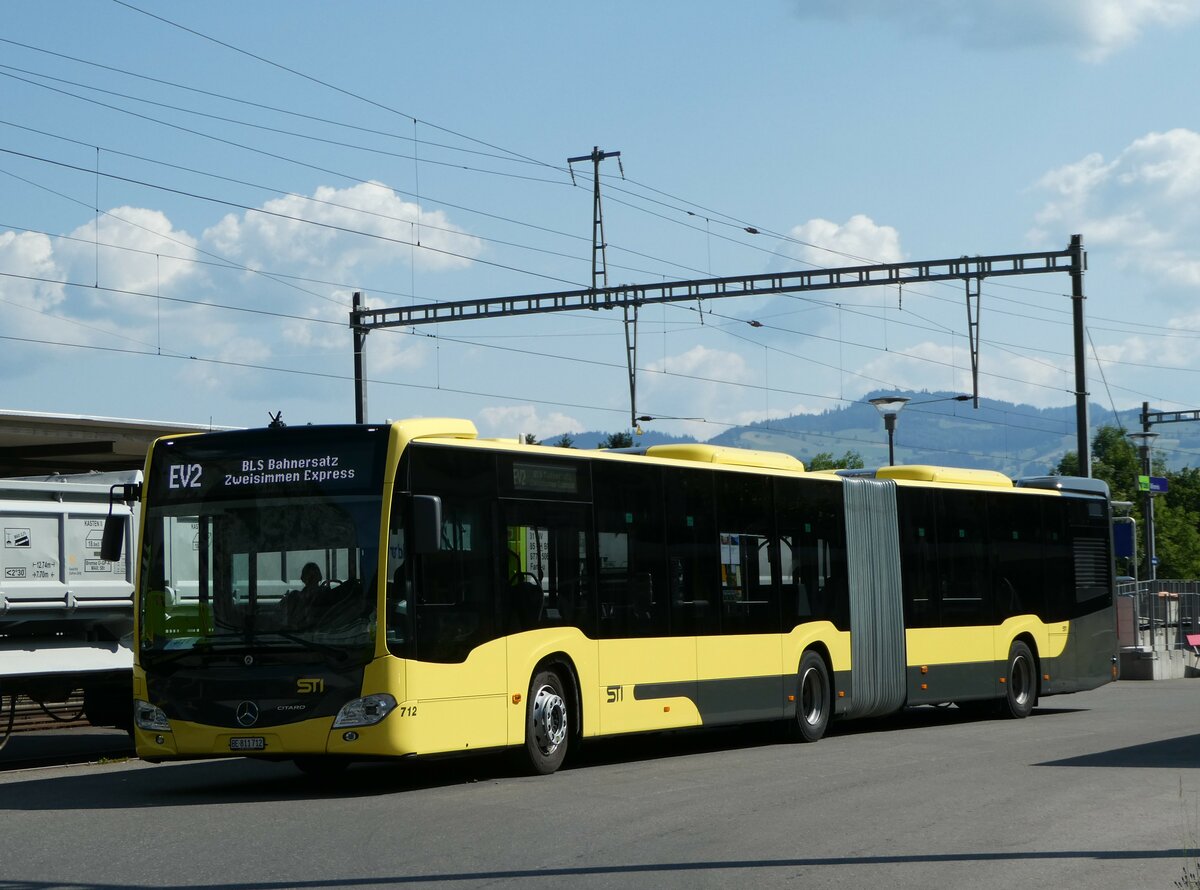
[105,418,1117,775]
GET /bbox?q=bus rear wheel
[1002,640,1037,719]
[524,669,570,775]
[794,651,830,743]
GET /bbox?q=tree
[1055,425,1141,502]
[523,433,538,444]
[598,431,633,449]
[1057,424,1200,578]
[550,433,575,449]
[807,449,864,471]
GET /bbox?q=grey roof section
[0,409,238,478]
[1015,475,1111,497]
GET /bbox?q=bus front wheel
[1002,640,1037,719]
[794,651,830,743]
[524,669,570,775]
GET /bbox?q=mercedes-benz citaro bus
[101,418,1117,776]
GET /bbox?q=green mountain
[554,392,1200,475]
[709,391,1200,475]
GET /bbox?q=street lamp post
[1127,429,1158,651]
[1127,431,1158,582]
[869,397,910,466]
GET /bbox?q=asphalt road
[2,679,1198,890]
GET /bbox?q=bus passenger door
[693,472,783,726]
[596,537,699,733]
[695,529,783,725]
[594,463,698,734]
[405,496,508,754]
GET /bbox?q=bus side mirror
[412,495,442,554]
[100,513,127,562]
[100,481,141,562]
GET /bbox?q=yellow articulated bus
[103,418,1117,775]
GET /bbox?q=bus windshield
[140,495,381,664]
[136,425,391,666]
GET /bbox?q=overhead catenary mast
[566,147,636,429]
[350,206,1092,472]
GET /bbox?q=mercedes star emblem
[235,700,260,727]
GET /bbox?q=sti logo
[168,464,203,489]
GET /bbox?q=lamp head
[869,396,910,419]
[1126,431,1158,449]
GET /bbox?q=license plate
[229,737,266,751]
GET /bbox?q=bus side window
[778,536,810,618]
[716,472,778,634]
[936,490,992,627]
[593,462,667,638]
[502,501,593,635]
[776,478,846,630]
[897,487,939,628]
[414,497,497,663]
[1041,504,1072,622]
[385,494,411,653]
[990,496,1043,621]
[664,469,718,636]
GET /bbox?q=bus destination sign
[152,428,389,501]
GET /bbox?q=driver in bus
[299,562,323,596]
[282,562,323,626]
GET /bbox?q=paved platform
[0,726,133,771]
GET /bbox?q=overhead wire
[5,5,1197,443]
[0,61,568,187]
[0,326,1057,465]
[0,161,348,307]
[4,140,1192,431]
[0,37,553,170]
[0,32,1115,326]
[109,0,562,174]
[0,75,709,283]
[0,146,588,289]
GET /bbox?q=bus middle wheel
[794,650,830,743]
[524,668,570,775]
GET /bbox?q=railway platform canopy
[0,409,236,478]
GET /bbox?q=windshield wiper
[141,632,248,665]
[260,631,347,660]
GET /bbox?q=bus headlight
[333,693,397,728]
[134,700,172,732]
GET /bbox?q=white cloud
[638,345,758,439]
[1031,129,1200,289]
[0,217,205,381]
[57,208,200,314]
[275,293,425,378]
[477,404,582,441]
[775,214,903,269]
[0,230,71,372]
[1090,305,1200,371]
[645,344,751,382]
[793,0,1200,60]
[203,181,484,278]
[0,230,65,314]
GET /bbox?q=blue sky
[3,1,1200,459]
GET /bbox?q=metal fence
[1116,579,1200,652]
